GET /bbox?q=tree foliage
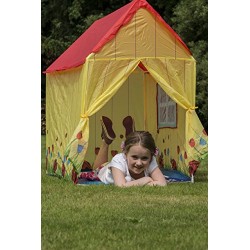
[171,0,208,131]
[41,0,208,131]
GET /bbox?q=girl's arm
[147,167,167,186]
[111,167,153,187]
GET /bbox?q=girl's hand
[123,176,154,187]
[149,167,167,186]
[147,180,167,186]
[111,167,154,187]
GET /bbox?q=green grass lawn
[41,135,208,250]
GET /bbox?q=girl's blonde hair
[123,131,157,156]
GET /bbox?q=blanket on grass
[77,168,191,185]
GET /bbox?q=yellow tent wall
[45,7,208,181]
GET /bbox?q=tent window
[156,84,177,129]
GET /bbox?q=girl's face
[125,144,152,175]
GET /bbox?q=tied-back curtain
[141,58,207,169]
[64,58,140,175]
[141,58,195,109]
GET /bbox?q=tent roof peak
[45,0,191,74]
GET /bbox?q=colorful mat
[77,168,191,185]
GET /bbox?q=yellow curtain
[64,58,140,177]
[45,67,84,180]
[141,58,195,109]
[141,58,207,174]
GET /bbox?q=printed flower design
[46,157,48,171]
[62,163,66,177]
[189,138,195,148]
[48,128,93,181]
[184,151,188,159]
[77,144,84,153]
[199,137,207,146]
[188,132,207,156]
[167,148,170,156]
[53,159,57,173]
[158,153,164,168]
[76,131,82,139]
[63,155,67,163]
[202,129,207,136]
[179,154,183,162]
[177,146,180,154]
[188,160,200,176]
[170,159,177,170]
[64,129,88,175]
[71,169,78,184]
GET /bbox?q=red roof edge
[44,0,192,74]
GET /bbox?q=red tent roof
[45,0,191,73]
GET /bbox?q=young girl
[94,116,167,187]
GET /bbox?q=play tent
[44,0,208,183]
